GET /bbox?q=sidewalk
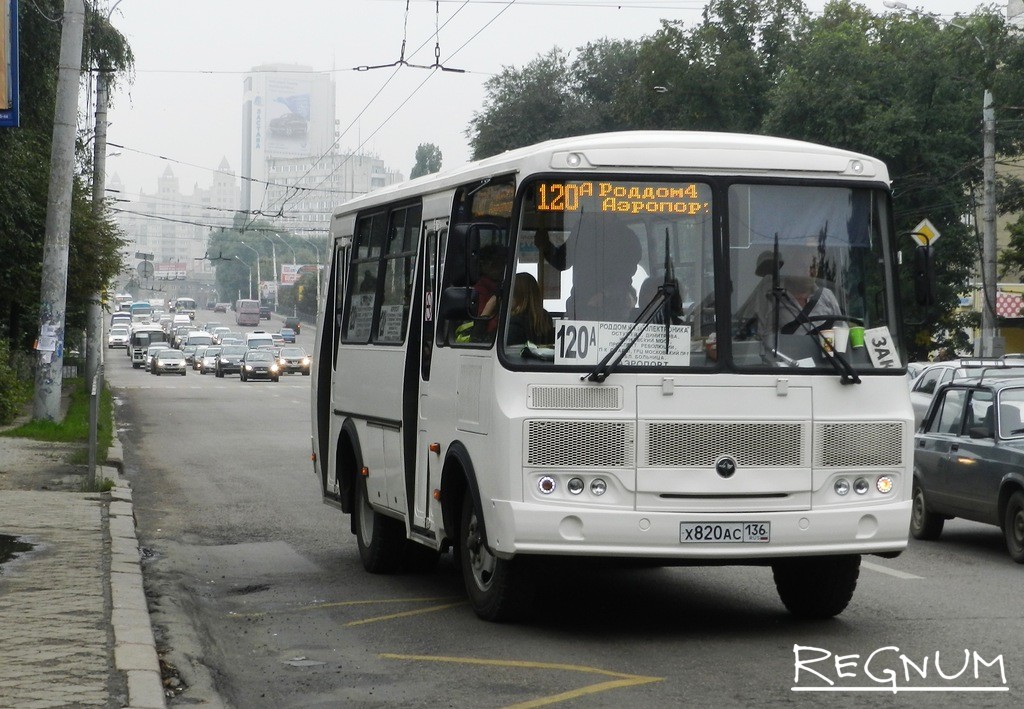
[0,404,164,708]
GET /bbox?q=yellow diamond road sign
[911,218,940,246]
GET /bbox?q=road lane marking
[380,653,663,708]
[345,601,466,626]
[228,596,463,619]
[861,560,922,579]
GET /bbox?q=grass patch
[1,378,114,461]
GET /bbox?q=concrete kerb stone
[105,426,166,709]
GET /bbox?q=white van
[245,331,274,349]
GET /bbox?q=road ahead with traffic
[106,313,1024,708]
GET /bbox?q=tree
[410,143,443,179]
[0,0,133,353]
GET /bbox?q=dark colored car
[214,302,229,313]
[282,316,301,335]
[280,327,296,343]
[260,305,271,320]
[269,112,308,137]
[240,349,280,382]
[215,345,249,378]
[277,346,310,375]
[913,374,1024,562]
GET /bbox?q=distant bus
[114,294,133,311]
[129,302,152,322]
[172,297,197,320]
[235,299,260,326]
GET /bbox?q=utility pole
[33,0,85,422]
[982,89,999,356]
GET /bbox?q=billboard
[281,263,321,285]
[265,75,312,158]
[1,0,19,128]
[154,262,188,280]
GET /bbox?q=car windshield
[222,346,247,356]
[280,347,305,357]
[247,351,273,362]
[111,327,129,335]
[203,347,222,358]
[158,351,184,360]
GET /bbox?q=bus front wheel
[354,475,405,573]
[459,490,535,622]
[772,554,860,619]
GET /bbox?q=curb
[106,431,166,708]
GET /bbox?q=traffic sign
[137,261,154,279]
[910,218,940,246]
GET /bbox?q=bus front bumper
[484,500,911,560]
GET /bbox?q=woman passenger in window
[507,272,554,345]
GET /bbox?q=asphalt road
[107,316,1024,708]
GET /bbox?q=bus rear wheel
[459,490,535,622]
[772,555,860,619]
[354,475,405,573]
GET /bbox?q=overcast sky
[101,0,986,197]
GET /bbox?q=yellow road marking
[380,653,663,708]
[229,596,462,618]
[344,601,467,626]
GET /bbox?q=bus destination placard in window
[536,181,709,216]
[555,320,691,366]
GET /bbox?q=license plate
[680,522,770,543]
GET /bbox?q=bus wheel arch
[336,419,362,520]
[438,441,480,554]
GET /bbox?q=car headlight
[244,364,253,371]
[270,364,279,372]
[302,357,310,365]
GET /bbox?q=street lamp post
[239,241,261,301]
[235,256,253,300]
[256,232,278,313]
[275,234,298,316]
[297,235,325,312]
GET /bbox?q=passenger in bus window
[736,248,841,339]
[506,273,554,346]
[455,244,506,343]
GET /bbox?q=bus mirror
[439,286,475,320]
[913,245,936,306]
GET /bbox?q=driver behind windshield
[735,247,841,339]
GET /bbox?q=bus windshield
[502,177,900,374]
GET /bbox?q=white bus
[311,131,921,622]
[172,297,197,320]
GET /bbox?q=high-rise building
[241,64,336,214]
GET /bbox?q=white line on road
[861,560,922,580]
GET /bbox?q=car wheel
[216,369,223,378]
[460,489,536,621]
[354,475,405,573]
[241,371,247,382]
[155,370,161,376]
[272,376,279,382]
[772,555,860,619]
[1003,491,1024,563]
[302,370,310,376]
[181,371,186,377]
[910,482,945,540]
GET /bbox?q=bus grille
[815,422,904,468]
[643,421,803,467]
[526,420,635,467]
[528,385,622,410]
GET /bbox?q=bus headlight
[590,478,607,496]
[876,475,894,494]
[537,476,556,494]
[834,478,850,496]
[853,477,871,495]
[566,477,584,495]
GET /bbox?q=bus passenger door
[412,223,445,535]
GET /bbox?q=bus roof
[331,131,890,219]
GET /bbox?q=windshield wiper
[585,233,680,383]
[584,288,672,383]
[774,289,861,385]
